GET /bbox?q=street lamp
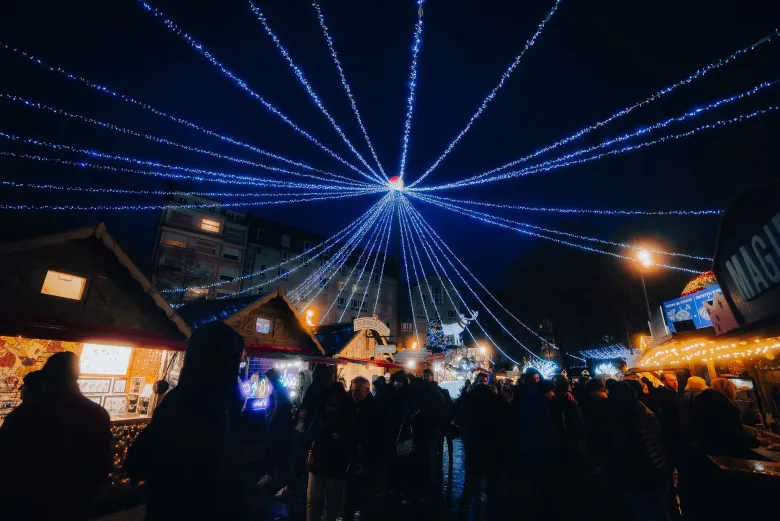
[479,345,487,355]
[636,250,653,321]
[305,308,316,327]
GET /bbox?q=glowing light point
[389,176,404,191]
[637,250,653,267]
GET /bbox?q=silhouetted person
[0,352,112,521]
[457,370,508,520]
[125,323,247,521]
[550,374,586,470]
[693,379,759,458]
[19,369,44,403]
[344,377,381,521]
[257,367,294,487]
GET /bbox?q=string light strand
[398,0,426,180]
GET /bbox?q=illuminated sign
[663,285,722,331]
[353,317,390,337]
[79,344,132,376]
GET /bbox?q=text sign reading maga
[353,317,390,337]
[713,182,780,325]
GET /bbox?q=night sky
[1,0,778,357]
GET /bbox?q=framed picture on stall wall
[112,379,127,394]
[129,377,144,395]
[77,378,111,394]
[85,395,103,406]
[103,395,127,416]
[126,394,139,414]
[138,397,151,416]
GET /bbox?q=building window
[319,278,329,289]
[361,300,368,312]
[402,322,413,332]
[200,218,221,234]
[433,286,443,305]
[185,287,209,300]
[323,247,330,259]
[194,239,218,256]
[218,268,239,282]
[259,264,267,277]
[278,268,289,281]
[303,240,312,251]
[373,272,381,284]
[351,299,360,311]
[225,227,245,243]
[447,310,456,320]
[221,246,242,262]
[163,239,186,249]
[244,260,253,272]
[340,265,348,276]
[281,251,290,261]
[281,234,291,248]
[337,296,347,309]
[303,255,310,266]
[255,317,272,334]
[256,229,265,240]
[40,270,87,300]
[250,244,262,255]
[169,210,192,227]
[416,307,426,319]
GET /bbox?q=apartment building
[151,195,249,301]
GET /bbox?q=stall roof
[0,223,190,349]
[312,322,384,357]
[177,290,325,356]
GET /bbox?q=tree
[154,247,212,303]
[426,317,446,352]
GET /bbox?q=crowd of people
[0,323,772,521]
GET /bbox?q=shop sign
[376,344,397,354]
[703,292,739,335]
[663,285,723,331]
[713,183,780,325]
[241,358,304,409]
[353,316,390,337]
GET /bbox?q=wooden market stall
[0,223,191,488]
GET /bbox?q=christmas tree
[427,317,446,352]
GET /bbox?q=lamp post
[636,250,653,322]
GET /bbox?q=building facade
[151,195,249,301]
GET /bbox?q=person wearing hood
[125,322,248,521]
[692,378,760,458]
[0,352,112,521]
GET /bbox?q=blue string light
[337,205,393,322]
[0,41,356,182]
[136,0,377,183]
[0,177,377,199]
[355,208,393,318]
[0,92,367,188]
[404,200,564,352]
[398,201,430,325]
[421,29,780,187]
[412,192,712,261]
[0,151,362,191]
[372,198,395,315]
[580,344,635,360]
[400,198,528,364]
[408,0,564,187]
[290,196,392,302]
[414,105,780,191]
[0,132,369,191]
[248,1,384,184]
[398,0,426,180]
[407,192,703,274]
[396,193,420,343]
[312,1,386,178]
[417,194,722,216]
[0,190,380,212]
[431,80,777,190]
[167,194,390,295]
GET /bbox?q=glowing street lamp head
[479,345,487,355]
[406,360,416,369]
[388,176,404,191]
[637,250,653,268]
[305,308,316,326]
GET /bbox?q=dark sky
[0,0,778,356]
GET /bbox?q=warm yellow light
[637,250,653,267]
[200,218,221,233]
[479,345,487,355]
[305,308,316,327]
[411,341,418,350]
[41,270,87,300]
[80,344,132,376]
[406,360,416,369]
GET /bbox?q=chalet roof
[0,223,190,347]
[177,290,325,355]
[312,322,385,357]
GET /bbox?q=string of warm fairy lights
[337,205,394,322]
[164,195,389,294]
[398,0,426,180]
[431,29,779,186]
[413,105,780,192]
[639,337,780,368]
[408,0,563,187]
[312,1,386,177]
[0,92,365,187]
[0,132,373,191]
[412,193,712,261]
[417,194,723,216]
[136,0,376,183]
[430,80,777,190]
[248,0,383,184]
[0,42,357,181]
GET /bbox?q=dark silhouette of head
[42,351,80,393]
[524,368,542,387]
[20,370,44,402]
[553,374,570,392]
[179,322,244,400]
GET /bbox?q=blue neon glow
[398,0,426,180]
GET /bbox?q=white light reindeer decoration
[441,310,479,346]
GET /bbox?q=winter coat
[692,389,760,458]
[457,384,509,470]
[308,400,353,478]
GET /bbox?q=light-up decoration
[594,362,619,376]
[389,175,404,191]
[41,270,86,300]
[523,359,558,380]
[407,360,416,369]
[255,318,272,334]
[305,308,316,327]
[79,344,132,376]
[637,250,653,267]
[241,359,305,410]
